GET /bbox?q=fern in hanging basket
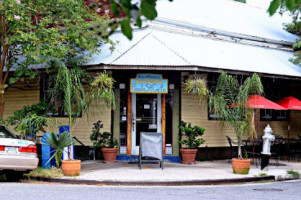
[184,77,209,98]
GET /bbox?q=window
[40,75,69,117]
[260,78,289,121]
[207,73,221,120]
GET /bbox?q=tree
[0,0,111,119]
[0,0,166,119]
[209,72,263,158]
[268,0,301,65]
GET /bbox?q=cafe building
[4,0,301,161]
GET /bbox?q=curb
[26,175,275,186]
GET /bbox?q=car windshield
[0,126,17,139]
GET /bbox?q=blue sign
[130,74,168,94]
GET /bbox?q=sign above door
[130,74,168,94]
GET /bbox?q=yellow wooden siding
[3,81,40,119]
[35,102,112,146]
[181,72,236,147]
[3,80,112,146]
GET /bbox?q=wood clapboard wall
[180,72,301,147]
[181,72,236,147]
[3,79,111,146]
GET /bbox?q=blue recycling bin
[58,125,74,160]
[41,132,56,168]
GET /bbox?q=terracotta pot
[101,148,118,163]
[61,159,81,176]
[180,149,198,164]
[232,158,250,174]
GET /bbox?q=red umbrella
[276,96,301,110]
[276,96,301,160]
[247,95,288,110]
[276,96,301,138]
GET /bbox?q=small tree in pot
[90,120,118,163]
[209,72,263,174]
[178,121,206,164]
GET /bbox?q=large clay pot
[180,149,198,164]
[101,148,118,163]
[61,159,81,176]
[232,158,250,174]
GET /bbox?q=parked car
[0,125,39,181]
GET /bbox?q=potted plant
[209,72,263,174]
[42,131,80,176]
[90,120,118,163]
[178,121,206,164]
[45,64,115,175]
[184,76,209,98]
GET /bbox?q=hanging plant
[184,77,209,98]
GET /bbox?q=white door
[131,93,162,155]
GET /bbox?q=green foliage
[106,0,163,39]
[90,120,118,148]
[243,148,248,159]
[141,0,158,20]
[27,167,64,178]
[43,131,74,168]
[287,170,300,178]
[258,172,267,177]
[0,0,111,94]
[209,72,263,158]
[49,63,115,127]
[184,77,209,99]
[178,121,205,149]
[90,72,115,109]
[234,0,246,3]
[268,0,281,15]
[6,99,50,126]
[14,114,49,140]
[268,0,301,66]
[121,19,133,40]
[49,64,86,126]
[5,100,57,140]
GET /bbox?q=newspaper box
[139,132,164,170]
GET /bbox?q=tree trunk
[0,91,4,119]
[238,139,242,159]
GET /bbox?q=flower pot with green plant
[90,120,118,163]
[178,121,206,164]
[42,131,80,176]
[209,71,263,174]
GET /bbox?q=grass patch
[26,167,64,179]
[259,173,267,177]
[287,170,299,179]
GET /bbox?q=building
[4,0,301,161]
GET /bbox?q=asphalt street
[0,180,301,200]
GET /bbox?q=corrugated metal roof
[86,27,301,78]
[156,0,298,43]
[85,0,301,78]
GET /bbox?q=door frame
[130,93,162,155]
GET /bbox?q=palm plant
[46,61,115,162]
[43,131,74,168]
[49,64,115,127]
[209,72,263,159]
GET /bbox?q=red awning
[276,96,301,110]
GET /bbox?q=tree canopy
[268,0,301,65]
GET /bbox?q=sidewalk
[48,159,301,185]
